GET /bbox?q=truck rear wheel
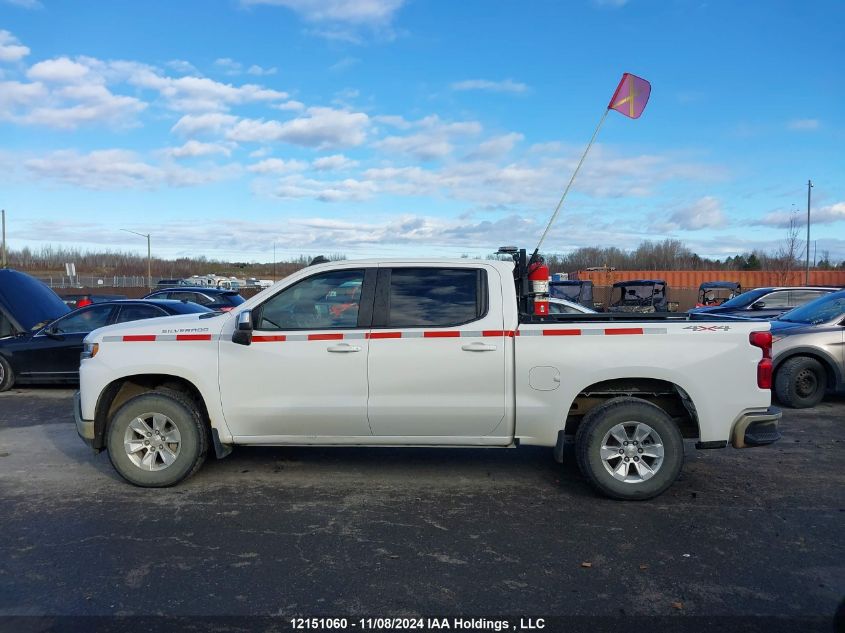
[575,397,684,500]
[775,356,826,409]
[106,391,208,487]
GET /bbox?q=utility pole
[1,209,6,269]
[121,229,152,289]
[805,180,813,285]
[273,242,276,282]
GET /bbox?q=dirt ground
[0,387,842,631]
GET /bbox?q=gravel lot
[0,387,842,630]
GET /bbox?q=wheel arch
[774,347,841,390]
[93,373,213,451]
[564,376,700,440]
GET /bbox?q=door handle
[327,344,361,353]
[461,342,497,352]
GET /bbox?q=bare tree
[773,211,804,284]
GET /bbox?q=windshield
[550,285,580,301]
[611,284,661,306]
[779,292,845,325]
[719,288,769,309]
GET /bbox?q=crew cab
[75,257,780,499]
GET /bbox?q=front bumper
[731,406,782,448]
[74,391,95,448]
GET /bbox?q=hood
[769,320,815,336]
[0,269,70,333]
[85,311,227,343]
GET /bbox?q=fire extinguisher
[528,260,550,316]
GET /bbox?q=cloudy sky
[1,0,843,262]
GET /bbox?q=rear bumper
[731,406,782,448]
[74,391,95,448]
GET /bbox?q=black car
[0,269,69,338]
[0,299,212,391]
[688,286,838,320]
[60,293,128,309]
[143,287,245,312]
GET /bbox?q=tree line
[4,239,843,278]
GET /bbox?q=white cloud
[166,59,200,75]
[247,157,308,174]
[27,57,91,82]
[24,149,239,189]
[247,64,278,76]
[171,112,239,136]
[374,115,483,160]
[788,118,820,131]
[273,174,377,202]
[0,30,31,63]
[242,0,405,25]
[163,140,233,159]
[228,107,370,148]
[451,79,528,94]
[665,196,727,230]
[2,0,41,9]
[273,100,305,111]
[756,202,845,227]
[313,154,359,171]
[126,67,288,111]
[214,57,243,75]
[467,133,524,159]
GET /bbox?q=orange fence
[574,269,845,289]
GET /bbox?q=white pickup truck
[75,256,781,499]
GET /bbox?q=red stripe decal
[543,329,581,336]
[605,328,644,335]
[176,334,212,341]
[308,333,344,341]
[368,331,402,339]
[253,335,286,343]
[424,331,460,338]
[123,335,156,342]
[482,330,504,337]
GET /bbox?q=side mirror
[751,301,766,310]
[232,310,253,346]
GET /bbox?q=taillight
[77,298,93,307]
[749,331,773,389]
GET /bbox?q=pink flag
[608,73,651,119]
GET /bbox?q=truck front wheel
[106,391,208,487]
[575,397,684,500]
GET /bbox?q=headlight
[81,342,99,360]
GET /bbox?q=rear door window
[385,268,485,328]
[758,291,790,309]
[788,290,828,306]
[114,304,167,324]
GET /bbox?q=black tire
[575,397,684,500]
[0,355,14,392]
[775,356,827,409]
[106,391,208,487]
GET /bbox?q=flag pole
[531,107,610,262]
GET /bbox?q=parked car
[549,298,596,314]
[770,290,845,408]
[696,281,741,307]
[76,255,778,499]
[549,280,594,310]
[60,293,128,309]
[143,287,246,312]
[0,269,69,338]
[0,300,212,391]
[608,280,672,313]
[689,286,839,320]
